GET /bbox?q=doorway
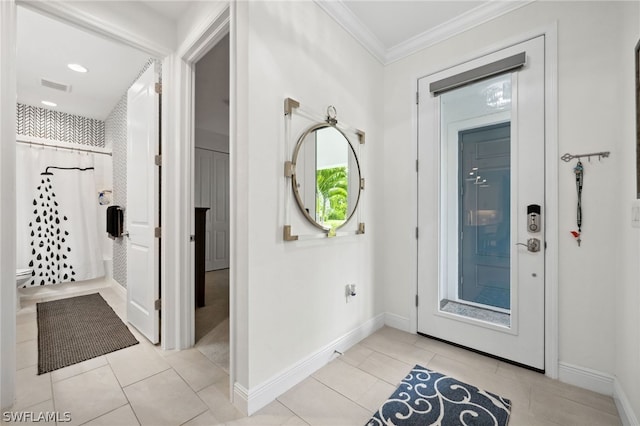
[193,34,231,374]
[14,5,162,343]
[417,36,546,370]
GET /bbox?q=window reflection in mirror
[293,125,360,232]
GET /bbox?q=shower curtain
[16,144,105,287]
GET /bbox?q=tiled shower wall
[105,94,127,288]
[105,58,160,289]
[16,103,105,147]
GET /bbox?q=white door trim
[172,1,234,404]
[0,0,17,410]
[412,24,559,378]
[543,23,559,380]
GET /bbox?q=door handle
[516,238,541,252]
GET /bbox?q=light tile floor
[4,281,622,425]
[195,270,229,343]
[195,270,230,375]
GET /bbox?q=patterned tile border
[16,103,105,147]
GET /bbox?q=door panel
[194,148,229,271]
[211,151,229,270]
[126,63,160,344]
[417,36,545,369]
[459,123,511,310]
[195,149,215,270]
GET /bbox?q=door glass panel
[439,73,512,327]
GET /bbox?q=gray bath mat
[37,292,138,374]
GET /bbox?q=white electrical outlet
[345,284,356,302]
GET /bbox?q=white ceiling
[122,1,534,65]
[140,0,192,21]
[343,1,485,49]
[15,0,531,122]
[316,0,533,63]
[17,6,152,120]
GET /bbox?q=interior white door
[210,151,230,270]
[195,148,229,270]
[126,63,160,344]
[195,149,214,270]
[417,36,545,370]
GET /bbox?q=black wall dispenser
[106,206,124,238]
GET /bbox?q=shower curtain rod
[16,139,112,157]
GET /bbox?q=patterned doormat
[37,293,139,374]
[367,365,511,426]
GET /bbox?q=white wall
[383,0,637,396]
[195,34,229,153]
[0,0,16,410]
[195,128,229,153]
[31,1,175,57]
[93,153,113,272]
[616,3,640,420]
[236,0,384,392]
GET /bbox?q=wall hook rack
[561,151,610,162]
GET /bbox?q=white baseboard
[110,278,126,298]
[614,378,640,426]
[232,383,249,416]
[384,312,411,332]
[558,362,614,396]
[234,313,385,415]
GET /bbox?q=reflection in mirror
[292,124,361,232]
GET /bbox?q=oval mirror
[291,124,361,232]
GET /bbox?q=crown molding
[315,0,535,65]
[386,0,535,64]
[313,0,386,64]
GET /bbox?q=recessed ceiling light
[41,101,57,107]
[67,63,88,73]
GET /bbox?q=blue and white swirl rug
[366,365,511,426]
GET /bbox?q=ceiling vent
[40,78,71,93]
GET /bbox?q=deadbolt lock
[527,204,541,233]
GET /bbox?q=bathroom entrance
[13,5,162,345]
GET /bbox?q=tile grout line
[312,358,382,412]
[350,352,408,388]
[192,379,231,424]
[105,357,141,425]
[177,406,210,426]
[76,403,131,426]
[356,334,538,421]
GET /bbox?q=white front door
[126,63,160,344]
[195,148,230,270]
[417,36,545,370]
